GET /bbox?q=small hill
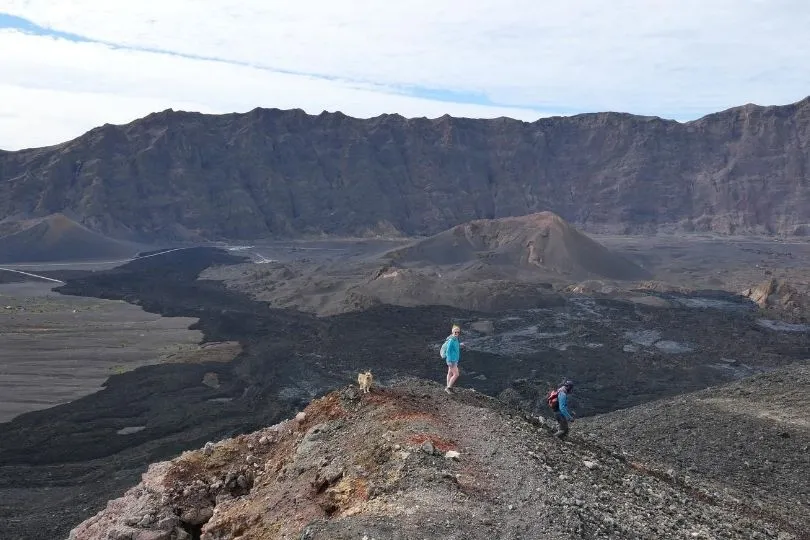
[0,214,141,263]
[387,212,651,281]
[68,379,802,540]
[582,363,810,534]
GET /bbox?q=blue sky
[0,13,86,41]
[1,1,809,150]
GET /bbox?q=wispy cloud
[1,1,809,150]
[0,31,545,150]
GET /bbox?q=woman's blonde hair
[451,324,461,332]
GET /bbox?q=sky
[1,1,809,150]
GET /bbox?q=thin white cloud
[1,1,809,149]
[0,31,546,150]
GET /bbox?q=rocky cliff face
[1,97,809,241]
[742,278,810,322]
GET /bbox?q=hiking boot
[444,387,453,394]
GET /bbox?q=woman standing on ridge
[440,324,465,393]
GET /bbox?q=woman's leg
[448,364,460,388]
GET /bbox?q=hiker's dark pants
[554,412,569,438]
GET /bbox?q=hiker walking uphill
[547,380,575,438]
[440,324,465,393]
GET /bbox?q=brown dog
[357,371,373,393]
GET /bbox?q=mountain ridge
[1,96,809,240]
[14,93,810,155]
[66,377,808,540]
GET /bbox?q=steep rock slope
[69,380,804,540]
[1,97,809,240]
[582,363,810,534]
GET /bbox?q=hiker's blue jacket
[444,336,460,362]
[558,388,573,420]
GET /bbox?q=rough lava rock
[67,379,807,540]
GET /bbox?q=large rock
[1,97,810,241]
[68,462,180,540]
[742,278,810,319]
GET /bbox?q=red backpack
[547,389,559,409]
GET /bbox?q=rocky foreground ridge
[68,379,806,540]
[2,96,810,240]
